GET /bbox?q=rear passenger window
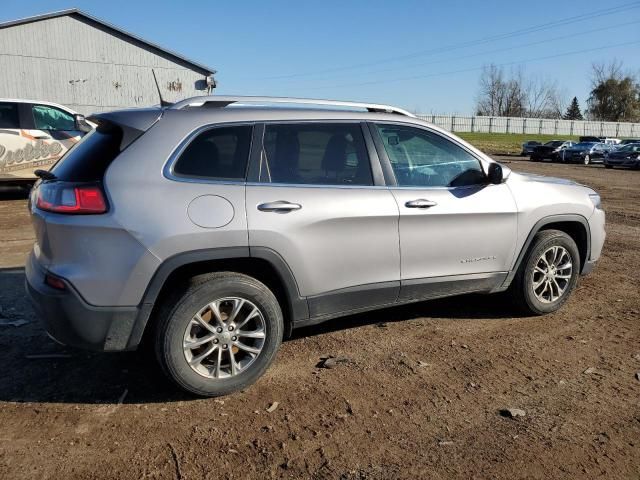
[173,125,252,180]
[0,102,19,128]
[262,123,373,186]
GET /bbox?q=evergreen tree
[563,97,583,120]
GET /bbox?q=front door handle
[405,199,438,209]
[33,135,51,140]
[257,201,302,212]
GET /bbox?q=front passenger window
[32,105,76,131]
[375,124,485,187]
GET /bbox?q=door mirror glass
[74,114,92,133]
[487,163,503,184]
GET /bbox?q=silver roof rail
[169,95,415,117]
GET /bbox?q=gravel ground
[0,158,638,479]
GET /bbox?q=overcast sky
[2,0,640,114]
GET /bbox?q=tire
[155,272,283,397]
[510,230,580,315]
[605,164,613,169]
[583,154,590,165]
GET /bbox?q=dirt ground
[0,158,638,480]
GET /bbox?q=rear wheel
[510,230,580,315]
[155,272,283,397]
[605,164,613,169]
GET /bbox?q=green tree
[587,61,640,122]
[563,97,583,120]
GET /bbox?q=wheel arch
[501,214,591,289]
[127,247,308,349]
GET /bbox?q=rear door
[370,122,517,302]
[246,121,400,317]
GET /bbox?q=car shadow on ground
[0,267,525,405]
[0,185,31,200]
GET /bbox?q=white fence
[415,114,640,137]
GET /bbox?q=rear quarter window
[172,125,253,181]
[50,125,123,182]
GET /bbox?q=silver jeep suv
[26,96,605,396]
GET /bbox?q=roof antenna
[152,69,172,107]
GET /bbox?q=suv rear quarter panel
[103,111,249,305]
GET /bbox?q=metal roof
[0,8,216,76]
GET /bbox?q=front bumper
[25,251,140,351]
[605,157,640,168]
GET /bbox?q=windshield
[545,141,564,147]
[573,142,596,148]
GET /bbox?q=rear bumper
[25,251,139,351]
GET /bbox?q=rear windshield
[51,125,122,182]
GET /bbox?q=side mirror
[487,163,503,185]
[74,114,92,133]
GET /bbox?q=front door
[246,122,400,317]
[371,122,518,301]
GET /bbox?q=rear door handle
[405,199,438,209]
[257,201,302,212]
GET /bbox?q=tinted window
[375,124,485,187]
[0,102,19,129]
[51,124,123,182]
[33,105,76,131]
[173,125,252,180]
[262,123,372,185]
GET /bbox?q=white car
[0,99,92,183]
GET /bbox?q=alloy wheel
[531,246,573,303]
[183,297,266,379]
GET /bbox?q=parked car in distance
[616,139,640,149]
[604,143,640,169]
[601,137,621,146]
[563,142,612,165]
[579,136,601,143]
[25,96,605,397]
[521,140,542,156]
[0,99,93,185]
[530,140,574,162]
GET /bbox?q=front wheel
[605,164,613,169]
[155,272,283,397]
[583,154,591,165]
[510,230,580,315]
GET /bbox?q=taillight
[45,273,67,291]
[36,182,108,214]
